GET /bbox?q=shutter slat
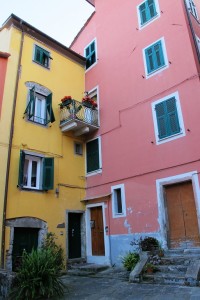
[42,157,54,190]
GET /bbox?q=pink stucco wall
[0,53,9,117]
[72,0,200,236]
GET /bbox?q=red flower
[82,97,97,108]
[61,95,72,102]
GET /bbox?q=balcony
[59,99,99,136]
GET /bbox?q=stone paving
[60,269,200,300]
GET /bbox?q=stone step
[143,273,185,285]
[157,264,187,273]
[67,263,109,276]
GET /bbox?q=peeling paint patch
[124,219,132,234]
[127,207,133,215]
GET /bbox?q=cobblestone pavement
[61,273,200,300]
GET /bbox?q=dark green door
[68,213,81,259]
[12,227,39,271]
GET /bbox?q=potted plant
[144,263,158,274]
[82,96,97,109]
[60,95,72,106]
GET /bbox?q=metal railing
[60,99,99,127]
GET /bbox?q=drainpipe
[183,0,200,65]
[1,19,24,268]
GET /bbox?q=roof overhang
[0,51,10,58]
[1,14,85,66]
[86,0,95,7]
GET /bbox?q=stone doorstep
[185,259,200,286]
[67,263,109,276]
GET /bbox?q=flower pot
[83,102,93,108]
[61,99,72,106]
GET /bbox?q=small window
[143,38,168,77]
[138,0,159,27]
[152,92,185,144]
[85,39,97,70]
[74,142,83,155]
[18,150,54,190]
[24,87,55,126]
[186,0,198,19]
[33,45,50,68]
[86,138,101,174]
[111,184,126,218]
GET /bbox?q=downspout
[183,0,200,65]
[1,20,24,268]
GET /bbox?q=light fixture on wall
[55,187,59,197]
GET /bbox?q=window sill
[86,169,102,177]
[112,213,126,219]
[146,64,168,78]
[157,131,185,145]
[17,186,47,192]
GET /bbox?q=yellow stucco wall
[0,26,21,263]
[1,25,86,267]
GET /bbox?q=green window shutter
[155,102,167,139]
[86,139,100,173]
[86,41,96,69]
[145,40,165,74]
[24,87,35,119]
[46,93,55,124]
[155,98,180,139]
[18,150,25,187]
[42,157,54,190]
[166,97,180,135]
[147,0,157,19]
[139,3,147,25]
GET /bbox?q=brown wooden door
[165,181,200,248]
[90,206,105,256]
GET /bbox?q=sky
[0,0,94,47]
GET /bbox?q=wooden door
[165,181,200,248]
[90,206,105,256]
[68,213,81,259]
[12,227,39,271]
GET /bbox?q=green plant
[41,232,64,270]
[121,252,139,271]
[140,237,159,251]
[144,262,158,273]
[10,249,65,299]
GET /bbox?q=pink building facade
[71,0,200,265]
[0,52,10,117]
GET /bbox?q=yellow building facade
[0,14,93,270]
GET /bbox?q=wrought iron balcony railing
[59,99,99,132]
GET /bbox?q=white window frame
[84,38,98,72]
[186,0,199,20]
[33,94,46,125]
[86,136,102,177]
[143,37,169,78]
[23,155,41,190]
[74,142,83,156]
[111,184,126,218]
[195,35,200,53]
[87,85,100,126]
[137,0,160,30]
[151,91,186,145]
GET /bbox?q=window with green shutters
[145,40,165,74]
[33,45,51,68]
[139,0,157,26]
[85,40,97,70]
[155,97,180,140]
[24,87,55,126]
[86,138,100,173]
[18,150,54,191]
